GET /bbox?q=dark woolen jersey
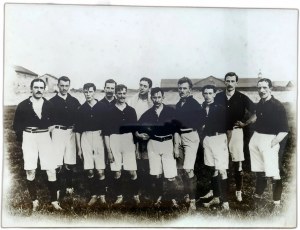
[49,93,81,127]
[201,102,229,136]
[215,90,255,130]
[254,96,288,135]
[74,101,106,133]
[138,104,177,137]
[175,96,205,130]
[99,97,116,109]
[102,104,137,136]
[13,97,54,139]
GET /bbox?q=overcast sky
[4,4,298,89]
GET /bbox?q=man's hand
[135,131,150,141]
[234,121,246,129]
[271,138,279,148]
[135,147,141,160]
[48,125,55,132]
[77,148,83,160]
[174,147,180,159]
[108,151,115,163]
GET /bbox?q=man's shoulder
[67,93,80,103]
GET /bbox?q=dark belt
[206,132,226,137]
[24,128,49,133]
[54,125,73,130]
[180,128,196,134]
[151,135,173,142]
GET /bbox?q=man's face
[83,87,95,102]
[31,81,45,99]
[225,76,238,91]
[203,88,216,104]
[151,91,164,108]
[178,82,191,99]
[139,80,150,96]
[257,81,272,99]
[116,88,127,103]
[104,83,116,98]
[58,80,70,96]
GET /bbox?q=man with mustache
[213,72,256,202]
[249,78,288,212]
[13,79,63,211]
[100,79,117,108]
[127,78,153,201]
[103,84,139,206]
[49,76,81,199]
[138,87,180,208]
[174,77,205,211]
[75,83,108,206]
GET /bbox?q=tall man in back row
[249,78,288,210]
[13,79,62,211]
[128,77,153,200]
[214,72,256,202]
[50,76,81,198]
[174,77,205,211]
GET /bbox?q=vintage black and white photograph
[2,1,297,228]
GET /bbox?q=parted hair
[83,83,96,91]
[30,78,46,89]
[151,87,164,97]
[104,79,117,87]
[116,84,127,92]
[178,77,193,88]
[258,78,273,88]
[58,76,71,84]
[202,84,217,93]
[140,77,153,88]
[224,72,239,82]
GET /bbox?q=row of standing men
[13,73,289,212]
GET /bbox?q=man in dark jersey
[103,84,140,206]
[50,76,81,198]
[75,83,107,206]
[174,77,205,211]
[13,78,62,211]
[249,78,288,211]
[214,72,256,202]
[138,87,180,208]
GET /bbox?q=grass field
[2,102,297,228]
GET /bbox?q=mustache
[36,92,42,94]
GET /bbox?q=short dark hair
[83,83,96,91]
[30,78,46,89]
[116,84,127,92]
[104,79,117,88]
[58,76,71,84]
[224,72,239,82]
[151,87,164,97]
[258,78,273,88]
[202,85,217,93]
[178,77,193,88]
[140,77,152,88]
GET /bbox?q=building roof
[161,77,289,88]
[40,74,58,80]
[14,65,38,77]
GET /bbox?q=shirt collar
[57,93,68,100]
[225,89,235,98]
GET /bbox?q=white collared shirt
[30,97,44,119]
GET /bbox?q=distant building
[13,65,38,93]
[39,74,58,92]
[160,76,293,91]
[13,66,59,93]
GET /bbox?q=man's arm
[271,132,288,148]
[75,133,83,160]
[234,114,257,128]
[104,135,114,163]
